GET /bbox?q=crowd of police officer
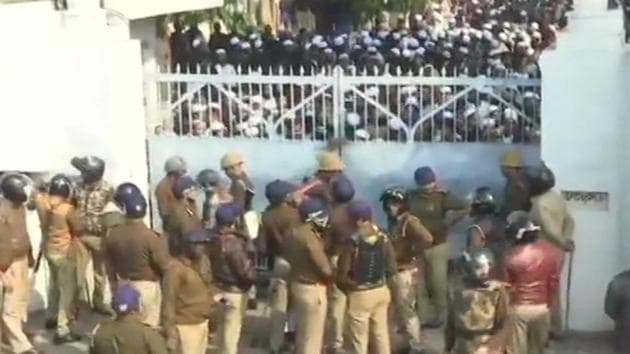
[0,148,577,354]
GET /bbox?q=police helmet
[526,162,555,197]
[164,156,187,175]
[196,169,221,190]
[331,176,355,203]
[379,186,407,211]
[265,180,296,205]
[505,213,541,244]
[114,182,142,207]
[471,186,496,215]
[0,173,30,203]
[48,174,73,199]
[71,156,105,184]
[120,190,147,218]
[462,248,495,283]
[298,198,329,228]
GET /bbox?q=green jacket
[90,314,168,354]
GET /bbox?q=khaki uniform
[104,219,171,327]
[259,203,302,352]
[167,200,202,256]
[37,195,86,337]
[445,280,511,354]
[336,233,397,354]
[155,176,177,231]
[76,180,114,311]
[326,203,355,352]
[0,198,34,353]
[390,213,433,351]
[407,189,467,323]
[90,314,169,354]
[162,257,214,354]
[229,175,255,213]
[284,223,333,354]
[500,174,531,217]
[530,189,575,334]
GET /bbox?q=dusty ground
[25,306,615,354]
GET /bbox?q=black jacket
[605,270,630,353]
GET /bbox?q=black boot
[45,318,57,330]
[53,333,82,345]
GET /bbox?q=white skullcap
[346,112,361,126]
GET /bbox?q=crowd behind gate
[1,149,628,354]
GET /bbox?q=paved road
[25,307,614,354]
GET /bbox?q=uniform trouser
[291,282,327,354]
[216,291,247,354]
[128,280,161,328]
[510,304,550,354]
[269,277,289,352]
[392,268,424,351]
[81,235,109,311]
[46,252,78,336]
[2,255,34,353]
[421,242,450,322]
[550,252,566,334]
[177,320,209,354]
[327,255,347,351]
[346,286,391,354]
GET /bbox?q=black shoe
[93,306,114,316]
[421,319,444,329]
[53,333,82,345]
[549,331,565,341]
[247,299,258,310]
[45,319,57,330]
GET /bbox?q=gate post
[332,66,344,140]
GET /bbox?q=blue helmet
[120,190,147,218]
[346,199,373,222]
[414,166,436,186]
[215,202,243,226]
[114,182,142,207]
[331,176,355,203]
[298,198,329,228]
[173,176,198,199]
[112,284,140,315]
[265,180,296,205]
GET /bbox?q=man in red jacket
[505,213,562,354]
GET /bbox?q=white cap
[391,48,401,56]
[464,104,477,117]
[405,96,419,106]
[334,37,344,46]
[240,42,251,50]
[443,110,454,119]
[346,112,361,126]
[389,117,405,130]
[230,37,240,46]
[402,86,416,95]
[254,39,263,48]
[355,129,370,141]
[366,86,380,98]
[440,86,452,94]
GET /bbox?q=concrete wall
[104,0,223,20]
[539,2,630,331]
[0,1,149,311]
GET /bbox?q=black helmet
[526,162,555,197]
[196,169,221,190]
[48,174,73,199]
[462,248,495,284]
[0,173,30,203]
[471,186,496,216]
[505,213,541,244]
[119,190,147,218]
[380,186,407,211]
[71,156,105,184]
[114,182,142,207]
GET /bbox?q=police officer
[505,214,562,354]
[220,151,255,213]
[167,176,202,256]
[208,203,257,354]
[336,200,396,354]
[162,229,214,354]
[196,169,231,229]
[444,249,511,354]
[469,187,507,280]
[104,184,171,328]
[37,174,84,344]
[71,155,114,315]
[380,186,433,354]
[156,156,187,231]
[605,268,630,353]
[0,173,38,354]
[407,166,468,328]
[499,150,531,217]
[259,180,302,354]
[295,152,346,205]
[91,284,168,354]
[527,162,575,339]
[326,176,356,354]
[284,198,333,354]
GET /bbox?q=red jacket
[506,239,562,306]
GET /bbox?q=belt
[457,328,495,339]
[352,281,386,292]
[294,279,326,286]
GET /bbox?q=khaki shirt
[445,281,511,354]
[0,198,31,271]
[259,203,302,258]
[37,195,83,256]
[155,176,177,229]
[501,174,531,217]
[284,223,332,284]
[407,189,467,245]
[390,213,433,270]
[104,219,171,282]
[530,189,575,250]
[76,180,114,236]
[327,203,355,256]
[90,314,168,354]
[162,257,213,329]
[229,174,255,212]
[168,200,202,240]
